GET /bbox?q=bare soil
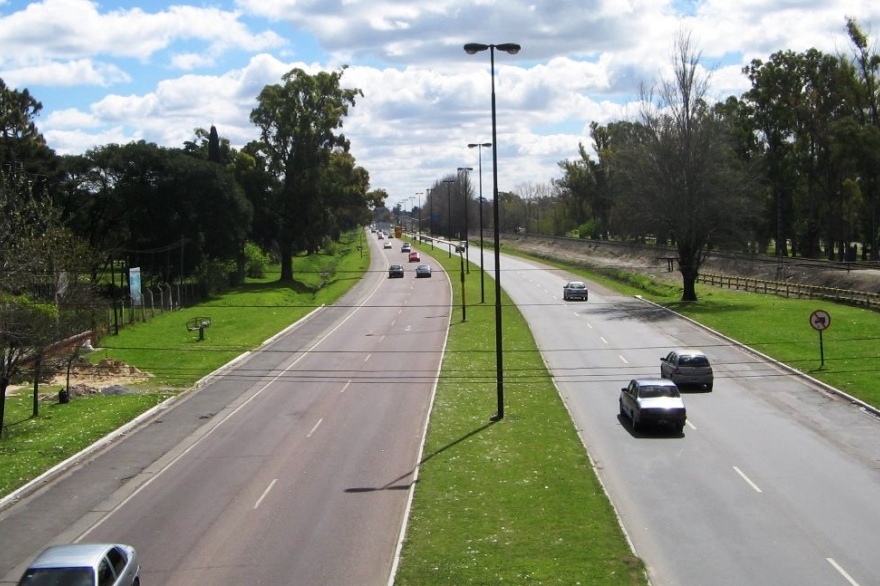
[501,234,880,294]
[7,357,152,400]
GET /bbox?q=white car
[17,543,140,586]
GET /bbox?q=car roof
[28,544,122,569]
[565,281,585,286]
[673,349,707,356]
[631,378,677,387]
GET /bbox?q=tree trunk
[32,355,41,417]
[678,257,699,302]
[0,377,8,439]
[278,235,294,282]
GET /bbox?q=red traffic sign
[810,309,831,331]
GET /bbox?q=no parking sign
[810,309,831,367]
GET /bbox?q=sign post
[809,309,831,367]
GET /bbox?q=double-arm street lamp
[468,142,491,303]
[464,41,520,421]
[443,179,455,257]
[457,167,473,273]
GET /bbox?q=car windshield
[18,567,94,585]
[679,355,709,367]
[567,283,585,289]
[639,385,679,398]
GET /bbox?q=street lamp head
[468,142,492,148]
[464,43,489,54]
[457,167,473,172]
[497,43,521,55]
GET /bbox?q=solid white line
[827,558,860,586]
[618,355,629,364]
[733,466,762,493]
[307,418,323,438]
[254,479,277,509]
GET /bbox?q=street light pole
[468,142,491,303]
[458,167,473,274]
[427,187,434,249]
[415,192,423,241]
[444,179,455,258]
[464,41,520,421]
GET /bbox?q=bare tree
[618,30,758,301]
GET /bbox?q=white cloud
[4,0,880,201]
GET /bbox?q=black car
[388,264,405,278]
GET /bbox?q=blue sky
[1,0,878,205]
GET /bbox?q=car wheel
[677,423,685,434]
[631,413,640,431]
[706,383,713,391]
[619,400,625,418]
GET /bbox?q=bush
[244,242,270,279]
[195,258,235,297]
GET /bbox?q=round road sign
[810,309,831,331]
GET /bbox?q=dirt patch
[6,357,152,400]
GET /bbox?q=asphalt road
[486,251,880,586]
[0,233,450,585]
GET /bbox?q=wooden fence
[699,273,880,309]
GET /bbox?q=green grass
[394,245,646,585]
[0,232,370,497]
[503,243,880,407]
[7,232,876,584]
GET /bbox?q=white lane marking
[618,355,629,364]
[340,380,351,393]
[686,420,696,430]
[586,323,593,329]
[827,558,860,586]
[307,418,323,438]
[254,479,277,509]
[733,466,762,493]
[600,337,608,344]
[391,319,396,327]
[364,353,372,362]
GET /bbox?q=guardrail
[699,273,880,309]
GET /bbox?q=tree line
[0,67,383,435]
[552,20,880,299]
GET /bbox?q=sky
[2,0,879,209]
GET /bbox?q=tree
[617,30,758,301]
[250,67,362,282]
[1,168,101,436]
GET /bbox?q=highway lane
[481,251,880,586]
[1,233,451,585]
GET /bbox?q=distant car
[388,264,404,278]
[408,250,421,262]
[562,281,588,301]
[619,379,686,433]
[415,264,432,278]
[401,242,411,252]
[377,233,384,239]
[17,543,140,586]
[383,241,392,249]
[660,349,714,390]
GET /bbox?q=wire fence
[698,273,880,310]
